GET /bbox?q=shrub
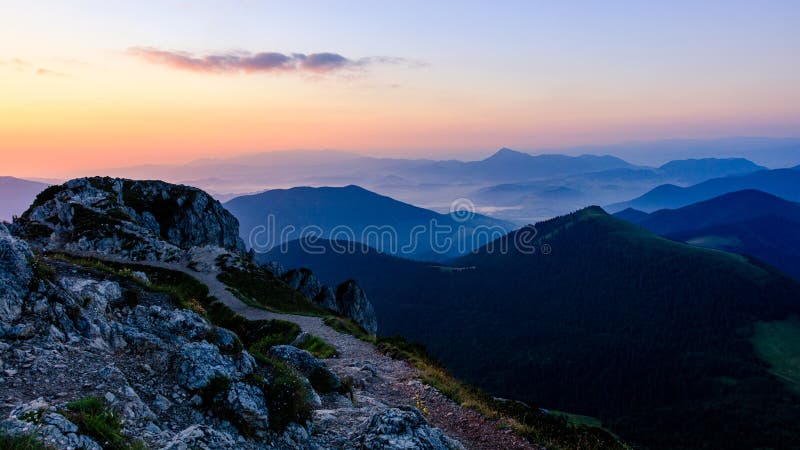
[0,432,51,450]
[63,397,136,450]
[252,354,313,431]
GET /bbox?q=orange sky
[1,1,799,177]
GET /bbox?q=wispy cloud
[36,68,67,77]
[0,58,68,77]
[126,47,415,75]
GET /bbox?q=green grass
[0,432,51,450]
[63,397,146,450]
[217,266,327,316]
[753,317,800,393]
[323,316,373,340]
[296,335,338,359]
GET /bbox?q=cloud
[0,58,68,76]
[127,47,413,75]
[36,68,67,77]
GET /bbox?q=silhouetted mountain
[616,190,800,279]
[609,168,800,212]
[0,176,49,222]
[265,207,800,449]
[225,185,515,261]
[613,207,649,223]
[465,149,633,180]
[634,190,800,235]
[657,157,765,181]
[469,157,765,222]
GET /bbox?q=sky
[1,0,799,177]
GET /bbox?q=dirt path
[60,252,538,450]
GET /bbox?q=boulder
[0,223,34,323]
[224,382,270,438]
[269,345,341,393]
[162,425,238,450]
[361,406,465,450]
[176,341,255,390]
[335,280,378,335]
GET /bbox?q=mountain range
[80,143,789,222]
[609,167,800,212]
[0,176,49,222]
[615,189,800,280]
[224,185,515,261]
[266,206,800,449]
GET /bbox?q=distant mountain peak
[485,148,530,160]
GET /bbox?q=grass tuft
[63,396,144,450]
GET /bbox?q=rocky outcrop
[283,268,324,300]
[335,280,378,335]
[280,268,378,334]
[0,224,33,324]
[361,406,466,450]
[14,177,245,261]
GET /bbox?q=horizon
[2,1,800,176]
[4,135,800,181]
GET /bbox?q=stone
[162,425,238,450]
[176,342,254,390]
[223,382,270,438]
[361,406,465,450]
[282,268,324,300]
[0,224,34,323]
[269,345,341,393]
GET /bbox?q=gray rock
[224,382,270,438]
[177,341,255,390]
[269,345,341,392]
[59,276,122,312]
[153,394,172,412]
[130,271,150,285]
[290,331,310,347]
[361,406,465,450]
[335,280,378,335]
[263,260,286,277]
[13,177,245,261]
[313,286,338,312]
[162,424,238,450]
[282,268,323,300]
[214,327,242,354]
[0,223,34,323]
[281,267,377,335]
[128,305,211,342]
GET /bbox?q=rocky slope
[0,178,506,450]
